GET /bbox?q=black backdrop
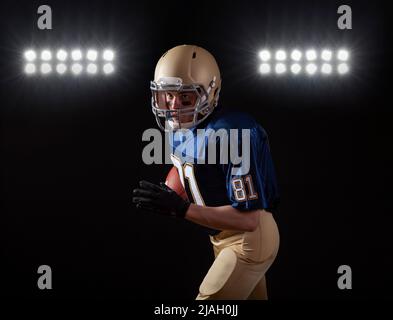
[1,0,392,301]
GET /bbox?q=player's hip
[210,210,280,264]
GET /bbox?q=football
[165,166,188,201]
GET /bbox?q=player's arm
[185,204,260,232]
[132,180,260,232]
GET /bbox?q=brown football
[165,166,188,201]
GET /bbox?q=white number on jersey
[231,175,258,202]
[171,154,205,206]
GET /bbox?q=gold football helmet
[151,45,221,130]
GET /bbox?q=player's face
[164,91,198,124]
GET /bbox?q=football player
[133,45,280,300]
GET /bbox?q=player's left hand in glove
[132,180,190,218]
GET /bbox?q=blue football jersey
[169,110,279,235]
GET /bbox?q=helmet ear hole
[192,51,197,59]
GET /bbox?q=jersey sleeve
[222,125,280,212]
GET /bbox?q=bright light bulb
[337,63,349,74]
[337,49,349,61]
[305,63,317,75]
[56,63,67,74]
[306,49,317,61]
[24,63,36,74]
[259,63,271,74]
[24,50,37,62]
[259,50,271,61]
[56,49,68,61]
[71,63,83,75]
[87,63,98,74]
[87,49,98,61]
[71,49,83,61]
[291,49,302,61]
[275,50,287,61]
[103,63,115,74]
[103,49,115,61]
[290,63,301,74]
[321,49,332,61]
[40,63,52,74]
[275,63,286,74]
[321,63,332,74]
[41,50,52,61]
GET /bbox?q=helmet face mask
[150,77,216,130]
[150,45,221,131]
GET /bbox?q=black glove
[132,180,190,218]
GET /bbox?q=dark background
[1,0,392,301]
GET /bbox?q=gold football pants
[196,211,279,300]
